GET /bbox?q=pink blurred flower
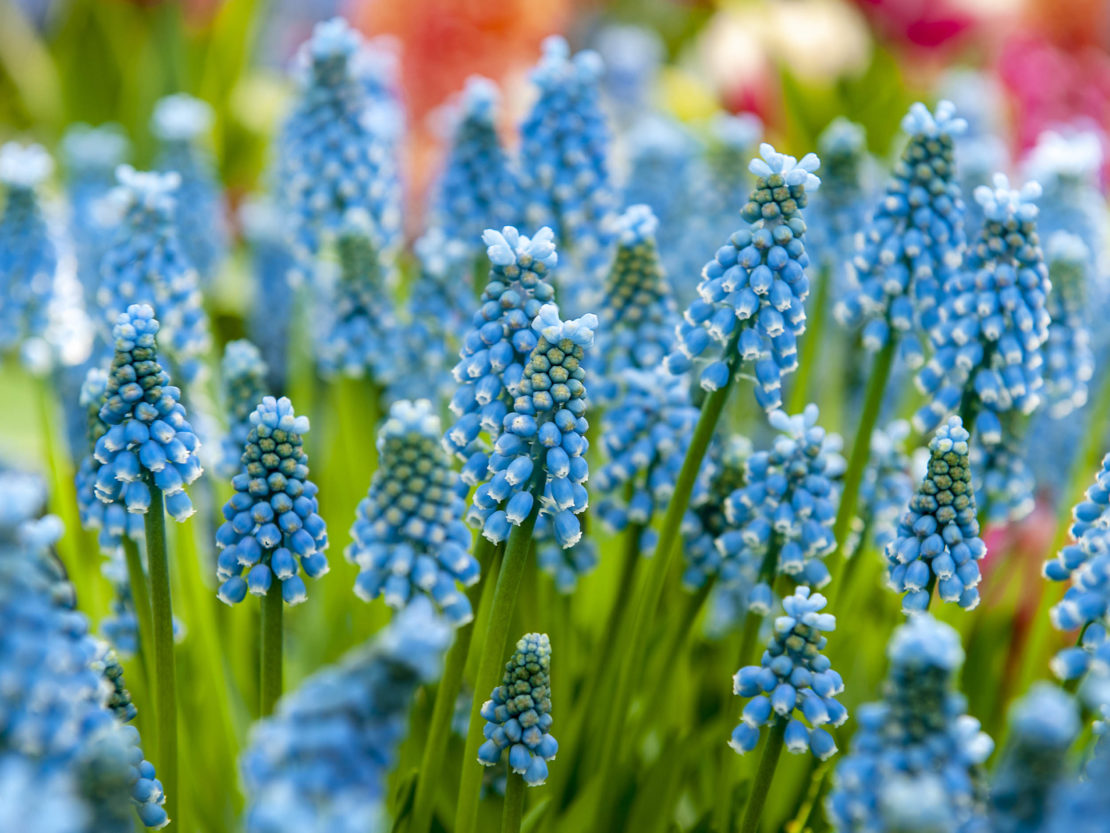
[852,0,978,49]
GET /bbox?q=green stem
[121,535,155,697]
[406,537,498,833]
[454,479,544,833]
[259,579,283,717]
[829,519,871,611]
[786,761,831,833]
[738,718,788,833]
[830,340,895,566]
[144,485,178,828]
[502,774,526,833]
[593,360,738,776]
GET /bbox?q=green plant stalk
[829,339,896,573]
[406,536,498,833]
[788,263,831,414]
[454,473,544,833]
[144,484,178,828]
[738,717,788,833]
[829,518,872,611]
[121,535,155,698]
[259,579,283,717]
[586,337,741,828]
[502,774,526,833]
[785,760,831,833]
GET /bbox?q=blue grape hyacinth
[1042,731,1110,833]
[973,437,1035,525]
[430,76,518,251]
[61,123,130,306]
[915,175,1050,439]
[730,587,846,760]
[827,614,993,833]
[240,598,451,833]
[477,633,558,786]
[535,522,599,593]
[216,396,328,606]
[315,208,398,382]
[1044,454,1110,583]
[594,204,679,403]
[348,399,478,626]
[151,93,227,283]
[594,366,701,555]
[1042,232,1094,418]
[518,35,618,304]
[835,101,967,367]
[469,305,597,549]
[698,113,764,256]
[445,226,558,486]
[218,340,269,478]
[989,684,1079,833]
[666,143,821,412]
[93,305,203,522]
[0,142,57,351]
[277,17,402,267]
[98,166,210,383]
[0,482,167,830]
[886,416,984,612]
[76,365,144,552]
[716,405,842,613]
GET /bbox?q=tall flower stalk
[93,304,204,826]
[455,306,596,833]
[215,395,328,716]
[832,101,967,575]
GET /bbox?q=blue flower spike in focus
[93,304,203,522]
[348,399,478,626]
[730,587,847,760]
[0,141,57,352]
[216,395,328,607]
[666,143,821,412]
[914,174,1050,440]
[827,614,993,833]
[469,305,597,549]
[835,101,967,367]
[716,405,843,613]
[886,415,984,612]
[478,633,558,786]
[445,226,558,487]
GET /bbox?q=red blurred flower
[852,0,977,50]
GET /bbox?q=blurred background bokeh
[2,0,1106,219]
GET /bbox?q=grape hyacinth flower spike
[915,174,1050,440]
[98,166,210,383]
[835,101,967,366]
[93,304,202,521]
[1042,232,1094,418]
[277,16,402,267]
[478,633,558,786]
[216,395,328,606]
[348,399,478,625]
[151,93,227,283]
[594,203,679,404]
[730,587,847,760]
[240,599,451,833]
[218,340,269,479]
[0,142,57,352]
[445,226,557,486]
[469,305,597,549]
[518,35,618,306]
[716,405,843,613]
[430,75,518,252]
[886,415,984,612]
[827,614,993,833]
[666,143,821,412]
